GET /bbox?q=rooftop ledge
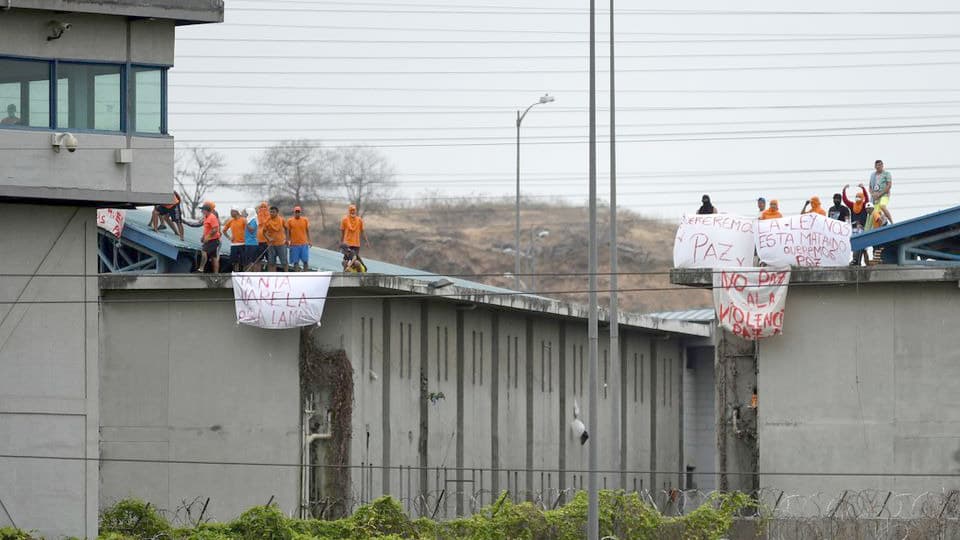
[671,265,960,287]
[9,0,224,25]
[99,272,712,338]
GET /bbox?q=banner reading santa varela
[232,272,332,329]
[673,214,755,268]
[712,267,790,340]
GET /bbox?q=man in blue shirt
[243,207,260,270]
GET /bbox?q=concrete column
[489,313,500,497]
[381,300,391,495]
[715,329,758,493]
[525,318,534,501]
[455,310,465,515]
[418,302,429,508]
[557,321,567,496]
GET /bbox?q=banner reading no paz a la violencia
[232,272,332,329]
[712,267,790,340]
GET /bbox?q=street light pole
[515,94,554,291]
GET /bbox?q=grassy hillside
[312,199,710,314]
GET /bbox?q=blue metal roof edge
[851,204,960,251]
[121,222,182,260]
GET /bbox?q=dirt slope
[313,200,710,314]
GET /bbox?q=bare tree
[175,146,226,220]
[332,145,396,215]
[240,139,334,227]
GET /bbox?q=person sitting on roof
[150,191,184,240]
[340,243,367,273]
[801,196,826,216]
[760,199,782,220]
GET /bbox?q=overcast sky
[170,0,960,222]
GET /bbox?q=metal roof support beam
[897,227,960,265]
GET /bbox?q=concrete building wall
[99,288,301,521]
[622,332,653,493]
[684,346,717,491]
[0,204,99,539]
[758,281,960,497]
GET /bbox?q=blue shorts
[289,244,310,265]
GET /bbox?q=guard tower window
[58,62,122,131]
[0,58,50,128]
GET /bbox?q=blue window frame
[0,55,168,135]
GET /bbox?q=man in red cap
[287,206,311,271]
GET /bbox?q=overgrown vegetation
[4,490,761,539]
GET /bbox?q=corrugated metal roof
[851,203,960,251]
[645,308,716,323]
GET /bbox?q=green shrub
[228,505,295,540]
[100,499,171,539]
[97,490,759,539]
[0,527,36,540]
[349,496,414,539]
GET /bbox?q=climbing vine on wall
[301,328,355,519]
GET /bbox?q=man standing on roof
[760,199,782,220]
[827,193,850,222]
[263,206,288,272]
[287,206,311,272]
[197,202,221,273]
[340,204,370,255]
[843,184,871,265]
[801,196,826,216]
[869,159,894,224]
[254,201,270,269]
[222,208,247,272]
[242,208,259,270]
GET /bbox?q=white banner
[96,208,126,238]
[673,214,756,268]
[232,272,332,329]
[755,214,852,267]
[713,267,790,340]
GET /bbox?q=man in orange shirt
[339,204,369,256]
[263,206,288,272]
[198,203,221,273]
[286,206,311,271]
[222,208,248,272]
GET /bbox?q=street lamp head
[539,94,555,104]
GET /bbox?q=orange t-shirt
[287,216,310,245]
[202,213,221,241]
[256,207,271,243]
[264,215,286,246]
[223,217,247,245]
[340,215,363,247]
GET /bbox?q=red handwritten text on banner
[232,272,332,329]
[673,214,755,268]
[712,268,790,340]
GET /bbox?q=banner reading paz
[712,267,790,340]
[755,213,852,267]
[232,272,332,329]
[673,214,756,268]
